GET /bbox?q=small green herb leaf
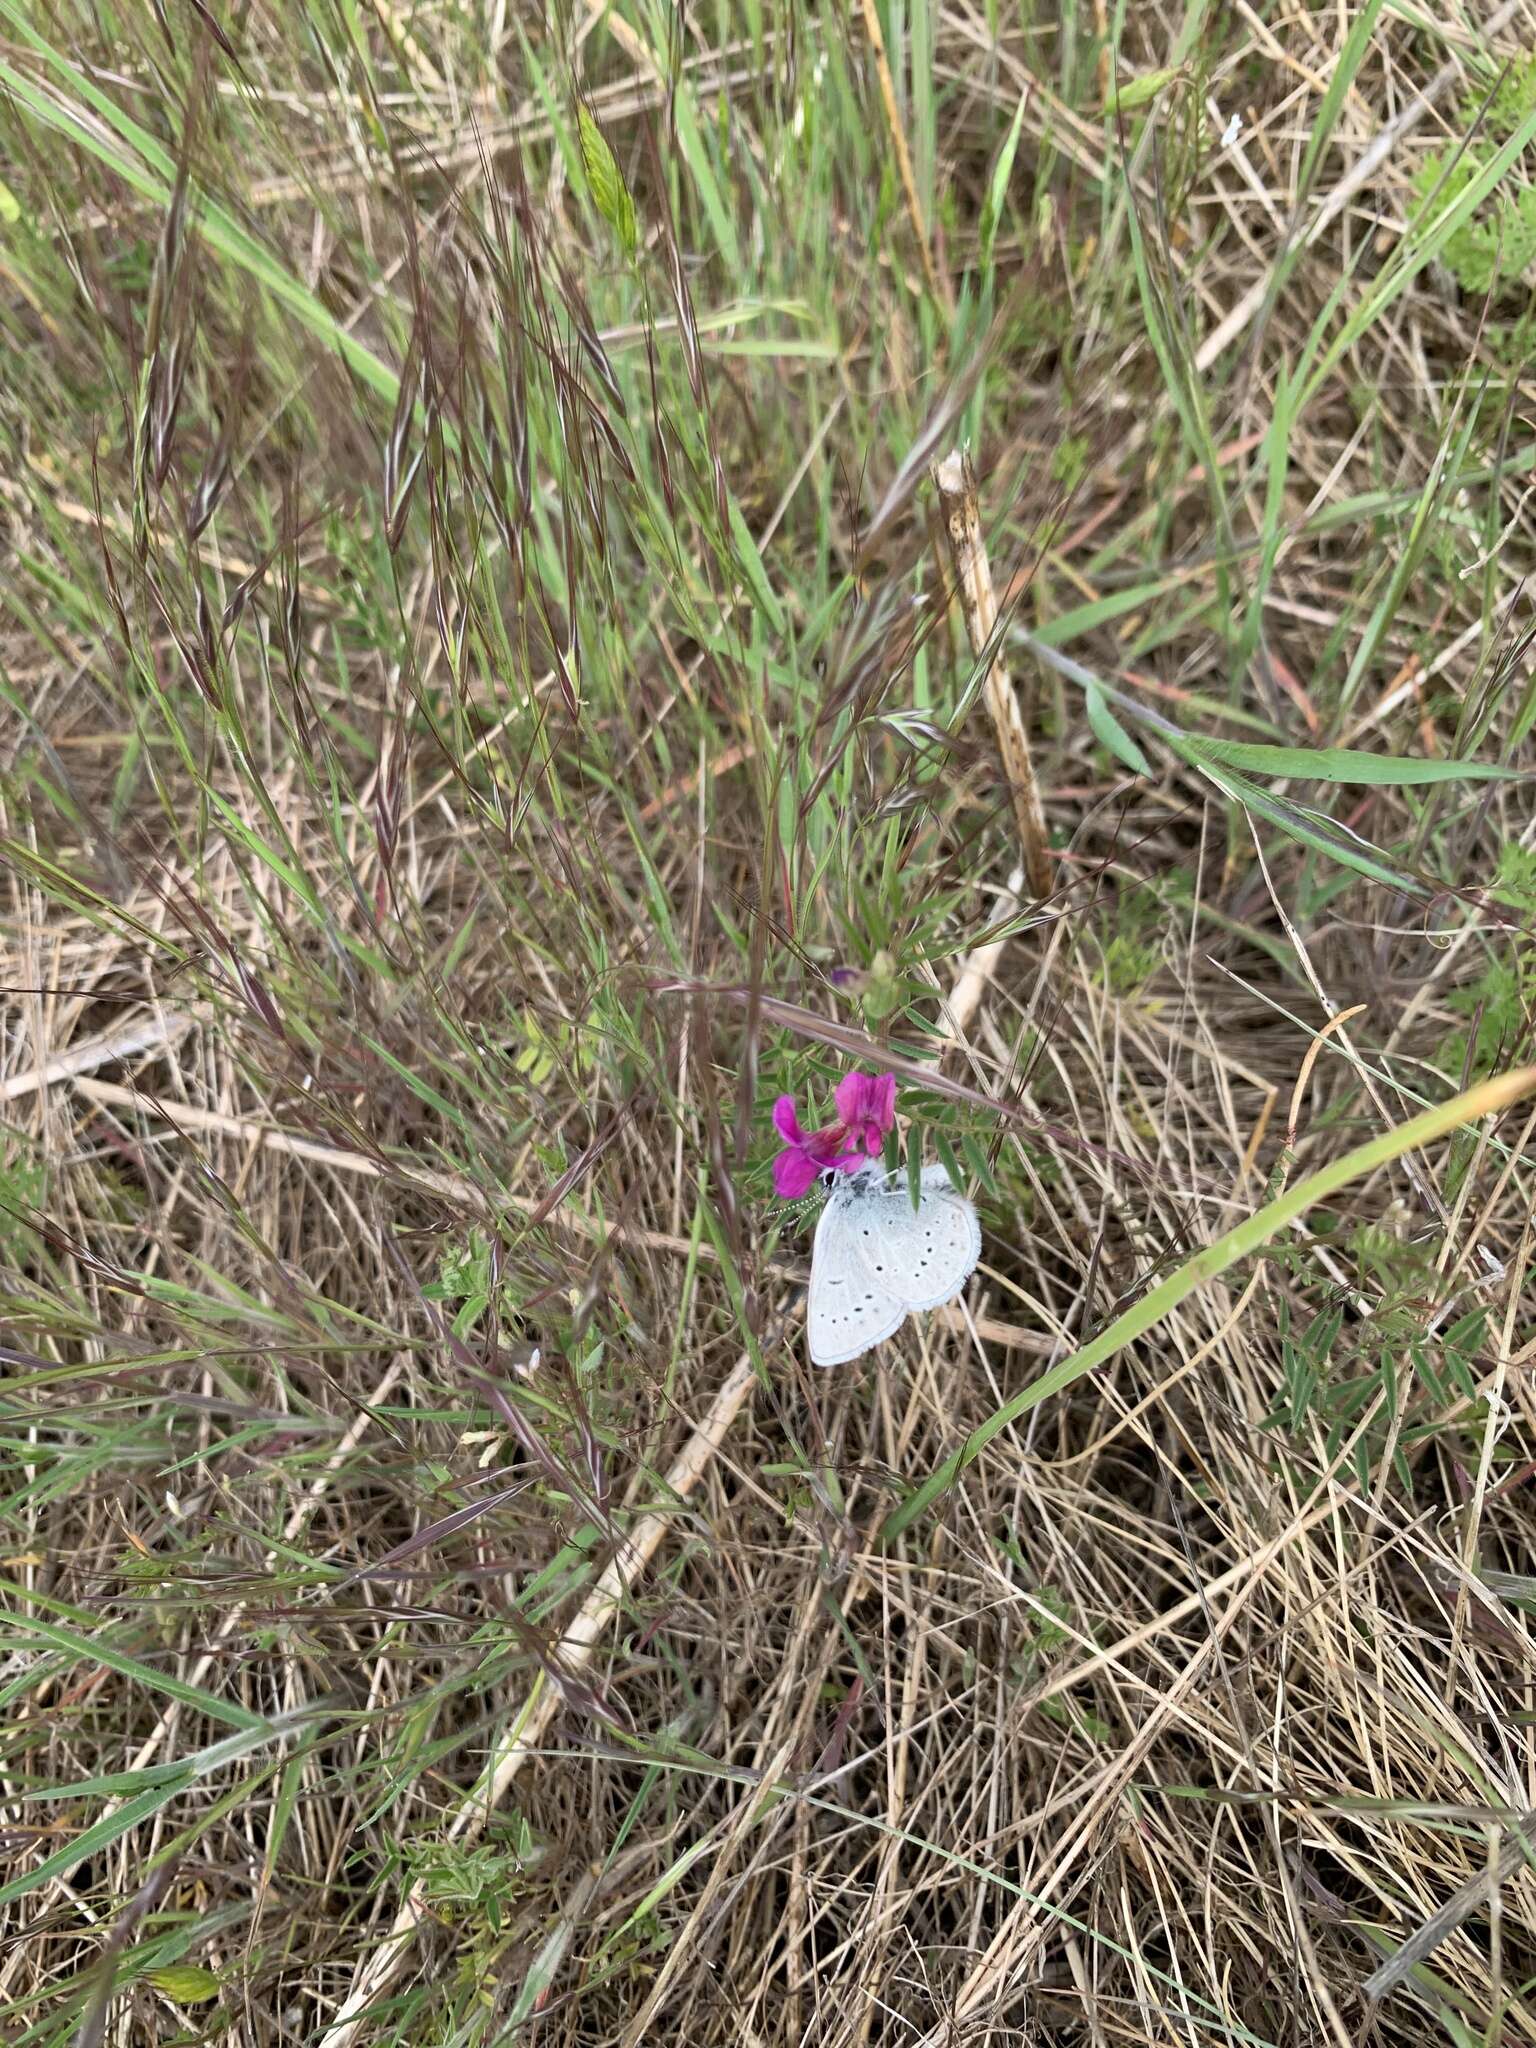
[148,1965,221,2004]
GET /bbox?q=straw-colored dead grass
[5,3,1536,2045]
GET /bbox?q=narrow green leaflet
[0,18,399,403]
[0,1785,171,1909]
[979,92,1027,272]
[1085,676,1152,775]
[147,1966,221,2004]
[1182,735,1519,786]
[8,1615,268,1731]
[1194,756,1427,895]
[1105,67,1182,114]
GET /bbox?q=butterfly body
[807,1163,981,1368]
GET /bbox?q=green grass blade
[881,1064,1536,1542]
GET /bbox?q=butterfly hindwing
[838,1165,982,1313]
[806,1165,981,1365]
[807,1182,907,1368]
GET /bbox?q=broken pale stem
[932,449,1052,899]
[317,1349,760,2048]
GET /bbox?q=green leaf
[6,1614,269,1731]
[960,1134,998,1196]
[1192,756,1424,895]
[1030,576,1178,645]
[0,10,400,406]
[979,93,1027,273]
[672,84,739,271]
[1105,67,1182,114]
[726,492,786,634]
[1181,735,1518,787]
[0,1784,172,1909]
[148,1965,221,2003]
[862,949,902,1023]
[881,1063,1536,1542]
[578,105,637,257]
[1293,0,1387,209]
[1308,96,1536,403]
[935,1131,965,1195]
[1084,677,1152,775]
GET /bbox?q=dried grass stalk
[932,448,1052,900]
[318,1351,760,2048]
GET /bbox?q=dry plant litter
[5,2,1536,2044]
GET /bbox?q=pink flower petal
[834,1069,870,1129]
[773,1147,820,1200]
[771,1075,899,1200]
[835,1069,896,1153]
[772,1095,806,1145]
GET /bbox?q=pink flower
[771,1096,861,1200]
[771,1069,898,1200]
[835,1070,897,1158]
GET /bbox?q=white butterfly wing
[807,1185,907,1368]
[845,1165,981,1313]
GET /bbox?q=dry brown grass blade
[943,861,1025,1047]
[616,1735,799,2047]
[856,0,952,313]
[1363,1813,1536,2002]
[317,1350,760,2048]
[0,1010,189,1102]
[907,1413,1417,2048]
[932,449,1053,901]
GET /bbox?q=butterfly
[806,1162,981,1367]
